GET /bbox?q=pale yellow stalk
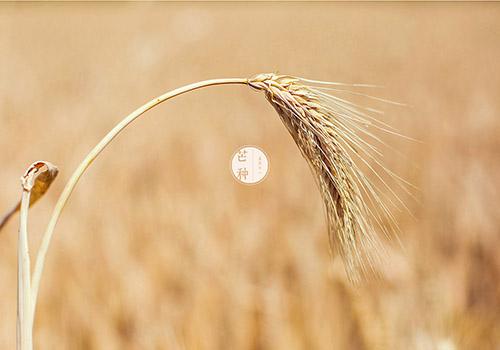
[29,78,248,323]
[18,177,33,350]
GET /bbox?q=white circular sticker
[231,146,269,185]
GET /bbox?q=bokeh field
[0,3,499,349]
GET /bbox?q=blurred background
[0,2,499,349]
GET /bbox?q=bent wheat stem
[30,78,248,322]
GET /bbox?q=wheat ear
[249,73,402,282]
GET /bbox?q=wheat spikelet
[248,73,403,282]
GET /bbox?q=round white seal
[231,146,269,185]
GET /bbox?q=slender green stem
[29,77,248,324]
[18,189,33,350]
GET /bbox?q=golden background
[0,2,499,349]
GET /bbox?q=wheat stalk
[6,74,404,349]
[16,161,58,350]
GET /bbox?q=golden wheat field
[1,2,499,349]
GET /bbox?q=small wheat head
[248,73,405,282]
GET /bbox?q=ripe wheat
[6,73,406,349]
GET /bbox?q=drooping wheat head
[248,73,405,282]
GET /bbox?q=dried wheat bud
[21,161,59,203]
[0,161,59,232]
